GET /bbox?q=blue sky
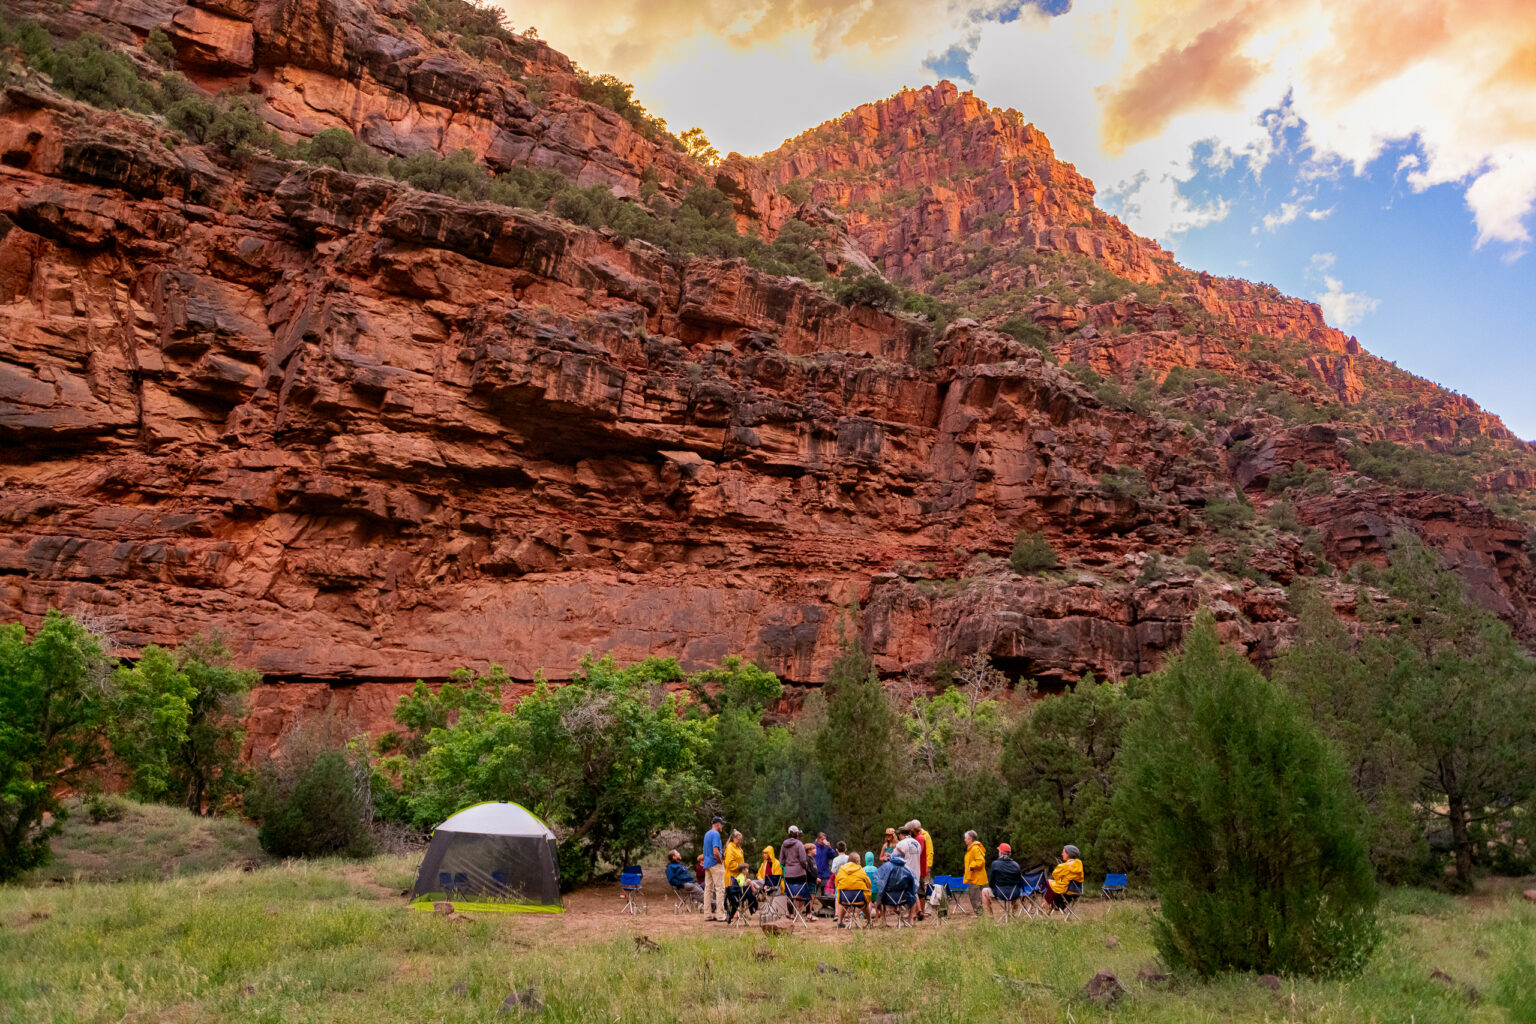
[1138,129,1536,438]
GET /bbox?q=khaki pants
[704,864,726,919]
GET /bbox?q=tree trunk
[1446,790,1474,891]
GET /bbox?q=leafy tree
[780,179,810,205]
[1272,584,1424,879]
[108,645,195,803]
[398,655,713,885]
[815,625,897,844]
[166,634,258,815]
[1004,673,1140,870]
[1115,612,1379,978]
[904,653,1013,866]
[0,611,116,881]
[680,126,720,165]
[1009,528,1059,573]
[999,315,1051,352]
[1362,535,1536,886]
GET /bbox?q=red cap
[998,843,1011,853]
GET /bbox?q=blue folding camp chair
[1100,873,1128,900]
[836,888,871,928]
[619,865,647,915]
[1046,880,1083,921]
[784,878,816,925]
[945,875,972,916]
[1020,870,1048,919]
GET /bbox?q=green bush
[46,32,158,112]
[1099,465,1150,500]
[999,315,1051,352]
[575,70,675,143]
[1265,495,1302,532]
[1184,543,1211,569]
[247,737,373,859]
[292,127,389,175]
[1010,529,1059,573]
[779,179,810,205]
[1205,494,1253,533]
[159,75,275,159]
[144,26,175,67]
[833,271,901,310]
[1115,613,1380,978]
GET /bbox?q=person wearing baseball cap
[702,816,726,921]
[981,842,1023,919]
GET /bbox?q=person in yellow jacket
[1042,844,1084,912]
[723,830,745,878]
[756,845,782,889]
[833,857,871,928]
[961,830,988,914]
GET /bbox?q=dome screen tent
[409,802,563,913]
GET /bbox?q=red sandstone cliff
[1,2,1533,749]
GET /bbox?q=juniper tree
[1115,612,1379,977]
[815,625,897,844]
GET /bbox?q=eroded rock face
[0,11,1534,749]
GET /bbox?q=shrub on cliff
[159,75,276,160]
[1010,529,1059,573]
[42,32,158,113]
[1115,613,1379,978]
[833,271,901,310]
[292,128,389,176]
[1000,315,1052,353]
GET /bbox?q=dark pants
[725,882,758,922]
[1043,886,1069,909]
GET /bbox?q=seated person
[980,843,1024,918]
[833,856,871,928]
[725,868,758,923]
[666,849,703,896]
[873,852,916,924]
[757,845,782,890]
[1042,845,1084,911]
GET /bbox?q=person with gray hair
[962,829,987,914]
[1042,843,1084,911]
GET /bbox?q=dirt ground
[491,883,1123,944]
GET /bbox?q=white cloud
[1315,275,1379,327]
[1310,252,1337,271]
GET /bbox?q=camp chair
[944,876,973,916]
[878,886,917,928]
[784,878,816,925]
[1020,870,1048,919]
[836,888,871,928]
[619,866,646,915]
[1045,880,1083,921]
[729,882,761,927]
[672,884,704,914]
[1100,873,1128,900]
[990,882,1025,922]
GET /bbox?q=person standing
[813,832,833,885]
[880,828,898,863]
[962,830,987,915]
[780,826,809,890]
[702,816,726,922]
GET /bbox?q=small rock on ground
[1083,970,1126,1006]
[433,901,454,915]
[1257,975,1282,991]
[1105,935,1120,949]
[1136,966,1173,990]
[1523,889,1536,903]
[816,962,841,975]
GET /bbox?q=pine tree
[815,623,896,846]
[1115,612,1379,978]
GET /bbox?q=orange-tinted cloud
[1098,13,1264,154]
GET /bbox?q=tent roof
[436,802,555,839]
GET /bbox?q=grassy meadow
[2,805,1534,1024]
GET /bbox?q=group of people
[669,817,1085,926]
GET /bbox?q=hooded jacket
[756,847,781,881]
[834,861,871,895]
[723,841,745,877]
[963,840,988,885]
[1049,857,1084,894]
[875,852,915,899]
[780,836,809,879]
[864,852,879,894]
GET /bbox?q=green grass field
[2,805,1534,1023]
